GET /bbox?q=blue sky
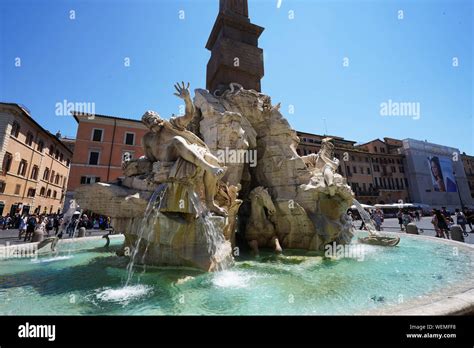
[1,0,472,153]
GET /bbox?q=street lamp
[453,171,465,210]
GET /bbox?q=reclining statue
[301,137,340,196]
[141,82,227,216]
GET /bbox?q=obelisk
[206,0,265,94]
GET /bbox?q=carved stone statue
[301,137,340,196]
[140,82,227,216]
[245,186,282,256]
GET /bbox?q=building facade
[296,132,410,205]
[400,139,473,210]
[0,103,72,216]
[461,153,474,199]
[67,113,148,196]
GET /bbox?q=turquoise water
[0,234,472,315]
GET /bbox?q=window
[17,159,28,176]
[37,140,44,152]
[352,166,357,174]
[49,145,54,156]
[31,165,39,180]
[27,188,36,197]
[80,176,101,184]
[381,148,386,153]
[55,150,59,160]
[26,132,34,146]
[391,166,396,173]
[40,187,45,196]
[0,181,5,193]
[59,153,63,162]
[346,166,351,175]
[88,151,100,165]
[2,152,13,174]
[66,159,70,167]
[374,146,378,153]
[46,189,51,197]
[11,121,20,137]
[367,167,371,174]
[53,191,57,199]
[15,184,21,195]
[351,156,355,161]
[43,168,50,181]
[92,129,103,142]
[50,170,55,183]
[399,166,405,173]
[55,174,60,185]
[124,132,135,145]
[360,167,364,174]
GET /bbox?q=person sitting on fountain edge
[141,82,227,216]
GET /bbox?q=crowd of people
[430,207,473,238]
[0,212,112,242]
[348,206,474,239]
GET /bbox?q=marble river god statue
[75,81,388,271]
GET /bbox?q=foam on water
[95,285,152,305]
[212,270,254,288]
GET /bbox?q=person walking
[414,210,420,221]
[455,209,468,237]
[3,214,11,230]
[432,209,449,239]
[372,210,383,231]
[53,215,60,235]
[402,210,412,232]
[18,215,27,239]
[397,209,404,231]
[24,214,37,242]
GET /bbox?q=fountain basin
[0,232,472,315]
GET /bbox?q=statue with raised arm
[301,137,340,196]
[141,82,227,216]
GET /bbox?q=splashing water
[352,199,380,237]
[94,285,152,306]
[124,184,167,286]
[189,191,234,271]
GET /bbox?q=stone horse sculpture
[245,186,282,256]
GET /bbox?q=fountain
[1,0,473,317]
[1,83,473,315]
[74,81,391,271]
